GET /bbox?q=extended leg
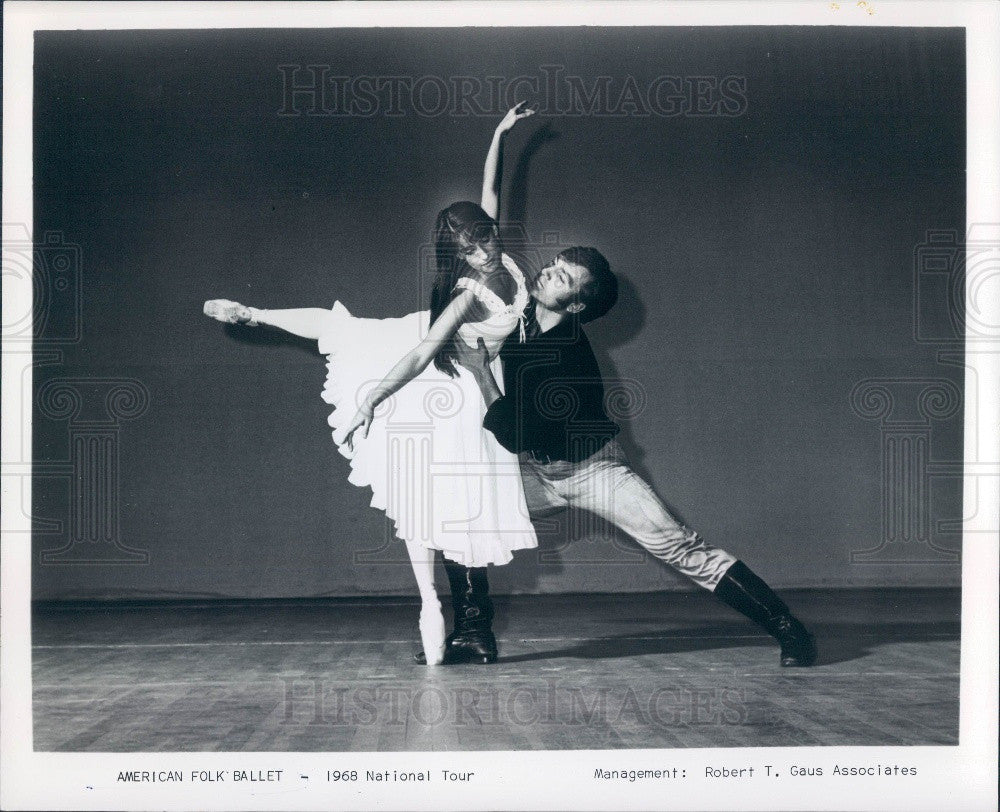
[564,446,816,666]
[203,300,333,340]
[250,308,333,340]
[712,561,817,666]
[567,454,736,590]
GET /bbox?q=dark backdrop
[32,26,964,599]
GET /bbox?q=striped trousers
[518,440,736,590]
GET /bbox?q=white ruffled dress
[318,254,537,566]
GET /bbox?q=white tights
[247,307,334,340]
[404,540,439,603]
[405,540,445,664]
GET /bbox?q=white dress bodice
[453,253,529,356]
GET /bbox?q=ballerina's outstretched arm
[203,299,333,341]
[340,289,478,450]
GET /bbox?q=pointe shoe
[414,564,499,665]
[413,629,498,665]
[418,600,446,666]
[203,299,255,325]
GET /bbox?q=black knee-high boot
[442,560,498,663]
[713,561,817,667]
[414,560,498,665]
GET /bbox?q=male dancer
[423,246,818,668]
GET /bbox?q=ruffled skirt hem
[319,301,537,567]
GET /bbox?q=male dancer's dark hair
[558,246,618,323]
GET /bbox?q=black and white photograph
[2,2,997,810]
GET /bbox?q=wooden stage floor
[32,589,959,751]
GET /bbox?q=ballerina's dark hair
[430,201,500,377]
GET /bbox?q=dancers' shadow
[221,320,319,357]
[506,122,560,231]
[497,620,960,667]
[583,275,659,490]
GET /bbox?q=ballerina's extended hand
[342,404,374,452]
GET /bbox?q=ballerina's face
[456,228,502,273]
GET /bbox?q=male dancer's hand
[453,337,502,409]
[453,336,491,373]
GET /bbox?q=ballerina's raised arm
[339,103,535,450]
[480,100,535,220]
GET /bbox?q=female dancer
[204,103,537,664]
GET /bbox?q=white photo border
[3,2,998,810]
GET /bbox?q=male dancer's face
[531,255,591,314]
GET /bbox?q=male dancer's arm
[453,337,530,454]
[455,331,617,460]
